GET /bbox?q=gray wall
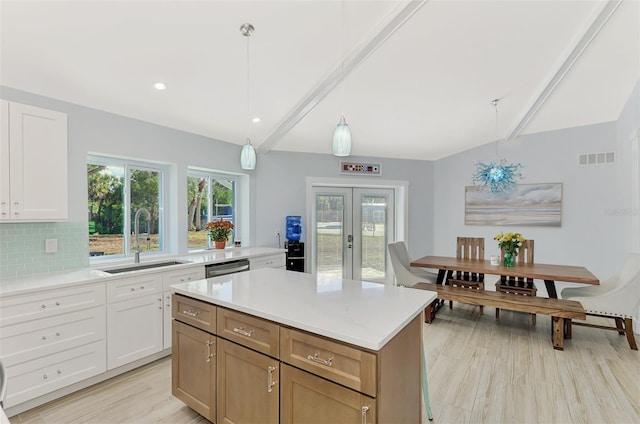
[0,86,435,273]
[434,82,640,282]
[3,82,637,281]
[254,151,435,259]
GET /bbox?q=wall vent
[578,152,615,166]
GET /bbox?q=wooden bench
[413,283,586,350]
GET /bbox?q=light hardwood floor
[9,305,640,424]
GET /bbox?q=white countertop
[171,268,436,351]
[0,247,285,296]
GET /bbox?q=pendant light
[332,0,351,157]
[472,99,523,194]
[240,23,257,170]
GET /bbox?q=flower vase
[215,240,226,249]
[503,251,515,267]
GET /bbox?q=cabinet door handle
[206,340,214,362]
[361,406,370,424]
[267,366,277,393]
[233,326,254,337]
[307,353,333,367]
[182,309,199,317]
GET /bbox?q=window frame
[88,154,168,262]
[187,167,241,251]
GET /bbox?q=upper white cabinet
[0,100,68,221]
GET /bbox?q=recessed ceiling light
[252,117,261,123]
[154,82,166,90]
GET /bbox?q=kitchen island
[171,267,436,423]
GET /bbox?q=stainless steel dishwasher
[205,258,250,278]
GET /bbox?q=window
[188,169,237,250]
[88,155,165,259]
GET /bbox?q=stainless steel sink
[103,260,189,274]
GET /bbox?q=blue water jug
[286,216,302,242]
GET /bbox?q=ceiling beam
[256,0,430,154]
[506,0,623,142]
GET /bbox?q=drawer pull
[56,332,61,336]
[182,309,199,317]
[206,340,214,362]
[307,353,333,367]
[41,335,47,341]
[43,374,48,380]
[130,288,135,291]
[140,286,144,290]
[55,301,61,306]
[267,366,277,393]
[41,304,47,309]
[57,369,62,375]
[233,327,254,337]
[361,406,370,424]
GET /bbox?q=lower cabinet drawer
[172,294,217,334]
[217,308,279,357]
[249,253,286,270]
[0,283,105,327]
[280,364,376,424]
[0,306,106,366]
[280,327,377,397]
[3,340,107,408]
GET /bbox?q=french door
[311,187,395,284]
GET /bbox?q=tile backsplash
[0,222,89,278]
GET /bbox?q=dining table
[409,255,599,299]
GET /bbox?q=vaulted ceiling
[1,0,638,161]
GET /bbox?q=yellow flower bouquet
[494,232,525,267]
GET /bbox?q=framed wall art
[465,183,562,226]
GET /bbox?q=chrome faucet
[133,207,151,263]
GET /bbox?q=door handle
[347,234,352,248]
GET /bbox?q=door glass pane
[360,195,387,279]
[315,194,344,278]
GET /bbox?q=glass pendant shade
[332,115,352,157]
[240,139,256,170]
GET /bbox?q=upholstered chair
[388,241,437,287]
[561,253,640,350]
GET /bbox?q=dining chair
[561,253,640,350]
[447,237,485,314]
[0,359,7,408]
[388,241,438,287]
[495,239,537,325]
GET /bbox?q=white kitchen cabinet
[106,292,163,370]
[162,266,205,349]
[106,272,163,370]
[0,100,68,221]
[0,283,106,409]
[249,252,286,270]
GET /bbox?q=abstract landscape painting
[465,183,562,226]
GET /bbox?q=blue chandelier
[473,99,524,194]
[473,159,523,194]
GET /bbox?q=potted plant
[206,219,234,249]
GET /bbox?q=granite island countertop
[171,267,436,351]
